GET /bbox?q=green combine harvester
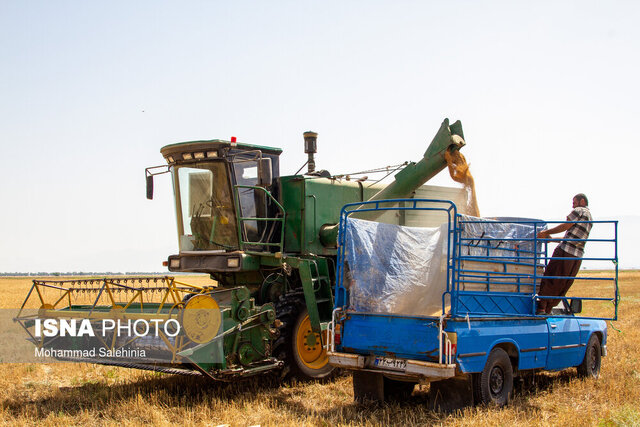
[16,118,466,381]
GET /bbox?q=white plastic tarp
[344,218,449,316]
[457,215,544,261]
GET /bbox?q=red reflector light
[162,261,168,267]
[445,343,457,356]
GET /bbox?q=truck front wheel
[473,348,513,407]
[577,334,601,379]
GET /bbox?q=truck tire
[352,373,413,402]
[274,295,335,380]
[353,371,384,402]
[473,347,513,407]
[577,334,601,379]
[383,377,415,401]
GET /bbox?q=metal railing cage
[334,199,619,321]
[451,216,618,320]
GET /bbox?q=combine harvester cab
[328,199,618,406]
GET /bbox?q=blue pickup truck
[327,199,618,406]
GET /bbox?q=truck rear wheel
[473,348,513,407]
[352,373,414,402]
[353,371,384,402]
[383,377,415,401]
[577,334,601,378]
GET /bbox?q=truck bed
[339,312,441,361]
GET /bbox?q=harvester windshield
[174,161,239,251]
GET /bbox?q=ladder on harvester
[234,184,286,254]
[298,257,334,334]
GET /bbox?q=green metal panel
[280,176,305,253]
[280,176,382,255]
[298,260,320,332]
[304,179,362,255]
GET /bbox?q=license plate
[373,356,406,370]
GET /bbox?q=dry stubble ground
[0,272,638,426]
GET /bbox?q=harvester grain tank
[17,118,466,381]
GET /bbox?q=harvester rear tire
[274,295,335,381]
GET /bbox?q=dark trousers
[537,246,582,314]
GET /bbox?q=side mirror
[258,158,272,187]
[569,299,582,314]
[146,175,154,200]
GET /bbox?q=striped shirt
[559,206,592,257]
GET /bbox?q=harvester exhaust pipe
[303,131,318,174]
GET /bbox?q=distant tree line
[0,272,166,277]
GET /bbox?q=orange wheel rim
[295,314,329,370]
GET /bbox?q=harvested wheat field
[0,272,639,426]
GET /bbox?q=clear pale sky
[1,1,638,272]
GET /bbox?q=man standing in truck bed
[536,193,592,314]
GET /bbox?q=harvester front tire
[274,295,335,381]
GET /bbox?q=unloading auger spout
[318,118,465,243]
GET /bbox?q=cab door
[546,317,582,370]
